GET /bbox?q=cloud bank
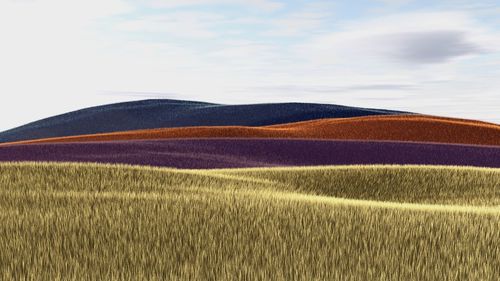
[0,0,499,130]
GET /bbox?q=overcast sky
[1,0,499,130]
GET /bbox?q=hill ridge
[0,99,408,143]
[4,114,499,147]
[1,139,499,169]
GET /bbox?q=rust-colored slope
[2,115,500,146]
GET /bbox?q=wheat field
[0,162,499,280]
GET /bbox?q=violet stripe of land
[0,139,499,169]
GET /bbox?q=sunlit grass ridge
[0,162,499,280]
[2,162,498,206]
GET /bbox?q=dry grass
[0,162,499,280]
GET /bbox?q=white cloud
[262,11,329,37]
[147,0,284,12]
[298,11,499,66]
[0,0,133,130]
[115,12,221,38]
[374,0,414,5]
[266,2,335,36]
[0,1,499,131]
[373,31,483,63]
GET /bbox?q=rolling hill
[0,99,408,143]
[1,139,499,168]
[5,114,499,146]
[0,163,499,280]
[2,99,498,280]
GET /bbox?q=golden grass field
[0,162,499,280]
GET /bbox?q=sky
[0,0,499,131]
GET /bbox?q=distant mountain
[0,99,408,143]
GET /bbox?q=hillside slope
[1,139,499,168]
[6,115,499,146]
[0,99,407,143]
[0,163,499,280]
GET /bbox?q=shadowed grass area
[217,165,500,205]
[0,162,499,280]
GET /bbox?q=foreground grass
[0,163,499,280]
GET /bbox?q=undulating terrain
[3,114,500,146]
[1,139,499,168]
[1,163,499,280]
[0,99,407,143]
[0,99,499,280]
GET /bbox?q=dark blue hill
[0,99,410,143]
